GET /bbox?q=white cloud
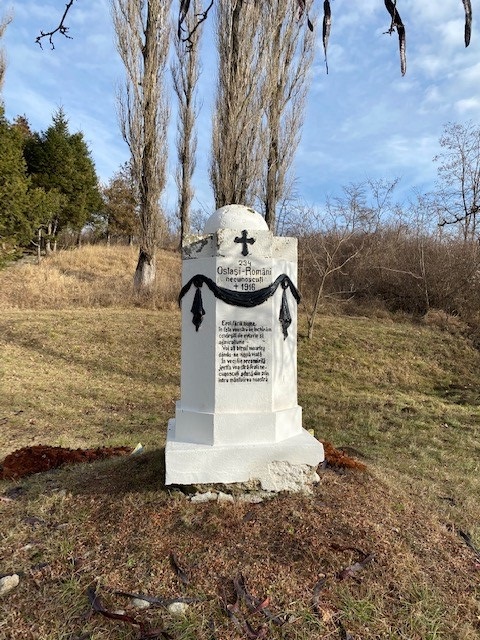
[455,97,480,114]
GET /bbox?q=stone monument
[165,204,324,491]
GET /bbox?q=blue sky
[2,0,480,216]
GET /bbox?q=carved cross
[234,229,255,256]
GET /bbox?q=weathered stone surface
[236,493,266,504]
[203,204,268,234]
[190,491,218,503]
[0,574,19,597]
[217,491,235,503]
[259,461,320,493]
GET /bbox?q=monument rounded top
[204,204,268,233]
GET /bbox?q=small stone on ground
[132,598,151,609]
[168,601,189,615]
[0,574,19,597]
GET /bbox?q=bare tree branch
[463,0,472,46]
[322,0,331,74]
[180,0,213,49]
[112,0,171,292]
[384,0,406,76]
[0,9,13,90]
[172,0,203,246]
[36,1,473,78]
[35,0,76,49]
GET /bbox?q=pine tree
[0,107,31,250]
[101,162,138,244]
[24,108,102,248]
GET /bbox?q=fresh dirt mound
[321,440,367,471]
[0,444,132,479]
[0,441,365,481]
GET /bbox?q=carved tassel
[191,286,205,331]
[279,282,292,339]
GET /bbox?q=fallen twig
[233,574,285,626]
[338,553,375,580]
[170,552,190,585]
[87,587,171,639]
[338,621,354,639]
[114,588,209,607]
[88,587,143,629]
[458,529,480,559]
[312,576,327,614]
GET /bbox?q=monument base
[165,419,325,492]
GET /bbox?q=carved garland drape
[179,273,300,338]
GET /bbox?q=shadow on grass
[8,449,171,498]
[69,448,168,496]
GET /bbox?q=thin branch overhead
[322,0,331,74]
[178,0,213,48]
[35,0,76,49]
[463,0,473,46]
[35,0,474,77]
[384,0,406,76]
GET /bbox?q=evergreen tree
[101,162,138,243]
[24,108,102,246]
[0,108,62,258]
[0,107,31,249]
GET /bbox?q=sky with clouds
[2,0,480,216]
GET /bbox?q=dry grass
[0,245,181,309]
[0,459,478,640]
[1,247,480,639]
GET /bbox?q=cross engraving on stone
[234,229,255,256]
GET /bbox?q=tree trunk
[134,248,156,292]
[45,221,53,255]
[37,228,42,264]
[265,126,279,232]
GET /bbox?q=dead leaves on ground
[87,545,376,639]
[87,587,172,640]
[312,546,375,638]
[223,573,286,638]
[321,441,367,472]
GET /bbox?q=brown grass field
[0,246,479,640]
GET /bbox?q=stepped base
[165,419,324,492]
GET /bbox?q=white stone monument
[165,204,324,491]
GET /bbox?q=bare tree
[297,180,401,338]
[0,10,12,92]
[298,201,367,339]
[111,0,171,292]
[259,0,315,232]
[210,0,267,208]
[434,121,480,242]
[172,0,203,248]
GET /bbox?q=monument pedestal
[165,205,324,491]
[166,419,321,491]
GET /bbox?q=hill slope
[0,247,479,639]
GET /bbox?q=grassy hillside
[0,245,180,309]
[0,247,479,639]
